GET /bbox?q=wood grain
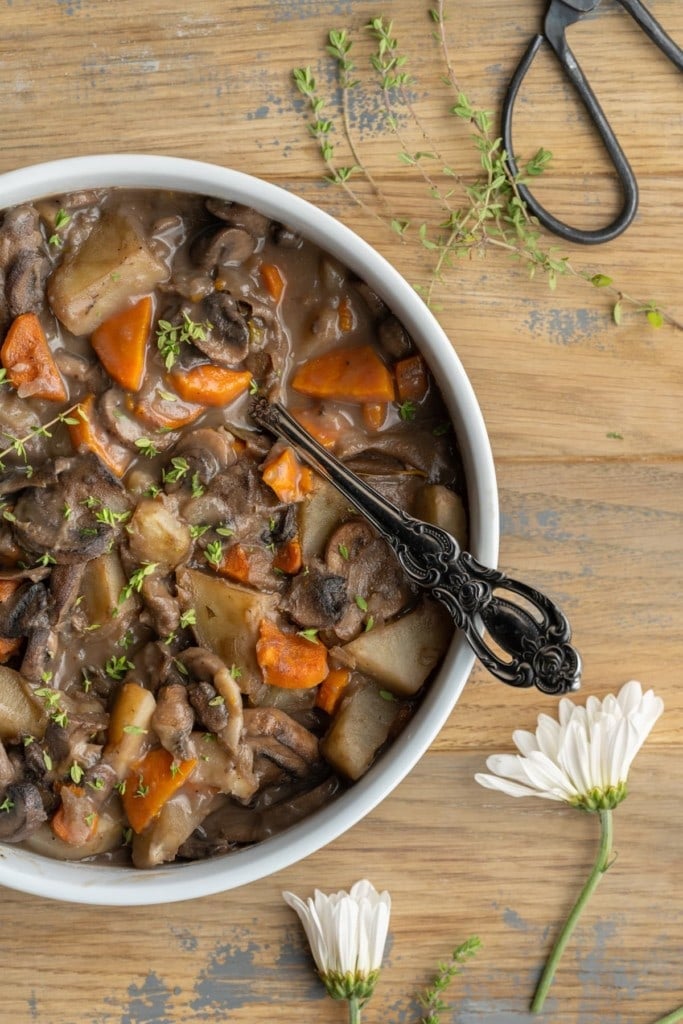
[0,0,681,1022]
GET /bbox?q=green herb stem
[651,1007,683,1024]
[531,808,613,1014]
[651,1006,683,1024]
[347,996,361,1024]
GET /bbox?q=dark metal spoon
[251,399,581,696]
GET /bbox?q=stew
[0,188,466,867]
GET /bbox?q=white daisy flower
[283,879,391,1018]
[475,679,663,811]
[474,680,664,1014]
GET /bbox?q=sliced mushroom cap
[11,455,126,564]
[188,679,230,734]
[98,388,179,452]
[191,224,256,270]
[242,707,320,767]
[205,199,271,239]
[192,292,250,366]
[324,519,412,640]
[283,566,348,631]
[152,683,194,761]
[179,647,244,756]
[0,781,47,842]
[139,573,181,637]
[171,426,237,487]
[0,206,50,325]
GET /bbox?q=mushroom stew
[0,189,466,868]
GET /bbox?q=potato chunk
[80,550,136,627]
[321,678,400,780]
[177,568,278,691]
[48,211,168,335]
[298,476,350,561]
[0,666,47,742]
[414,483,468,548]
[127,497,192,569]
[340,600,453,696]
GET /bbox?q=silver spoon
[251,399,581,696]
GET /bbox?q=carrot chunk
[361,402,387,432]
[256,619,328,689]
[0,312,67,402]
[395,354,429,403]
[67,394,132,478]
[216,543,252,583]
[122,747,197,834]
[292,345,395,404]
[90,295,153,392]
[273,538,303,575]
[262,447,314,503]
[292,409,339,450]
[260,263,286,303]
[337,296,354,332]
[316,667,351,715]
[51,785,99,846]
[169,365,252,407]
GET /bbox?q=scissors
[502,0,683,244]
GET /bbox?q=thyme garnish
[292,8,680,330]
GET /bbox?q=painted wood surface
[0,1,681,1022]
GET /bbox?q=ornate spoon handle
[251,399,581,695]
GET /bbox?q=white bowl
[0,155,498,905]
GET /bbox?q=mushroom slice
[191,224,256,270]
[243,707,320,770]
[11,454,128,565]
[152,684,194,761]
[179,647,244,757]
[170,426,237,488]
[190,292,250,366]
[324,519,413,640]
[0,781,47,842]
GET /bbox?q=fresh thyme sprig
[292,6,681,331]
[418,936,481,1024]
[0,403,82,472]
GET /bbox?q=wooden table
[1,2,681,1022]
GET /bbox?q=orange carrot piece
[262,447,314,504]
[256,619,329,689]
[122,747,197,834]
[216,543,252,583]
[68,394,132,478]
[273,538,303,575]
[361,402,387,432]
[292,345,395,404]
[395,354,429,403]
[260,263,286,303]
[169,365,252,407]
[0,636,22,663]
[51,785,99,846]
[337,296,354,332]
[0,312,67,402]
[292,409,339,450]
[0,579,22,661]
[316,667,351,715]
[90,296,153,392]
[0,579,19,604]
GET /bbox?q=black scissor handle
[502,32,639,245]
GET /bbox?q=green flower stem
[348,996,362,1024]
[531,808,614,1014]
[651,1007,683,1024]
